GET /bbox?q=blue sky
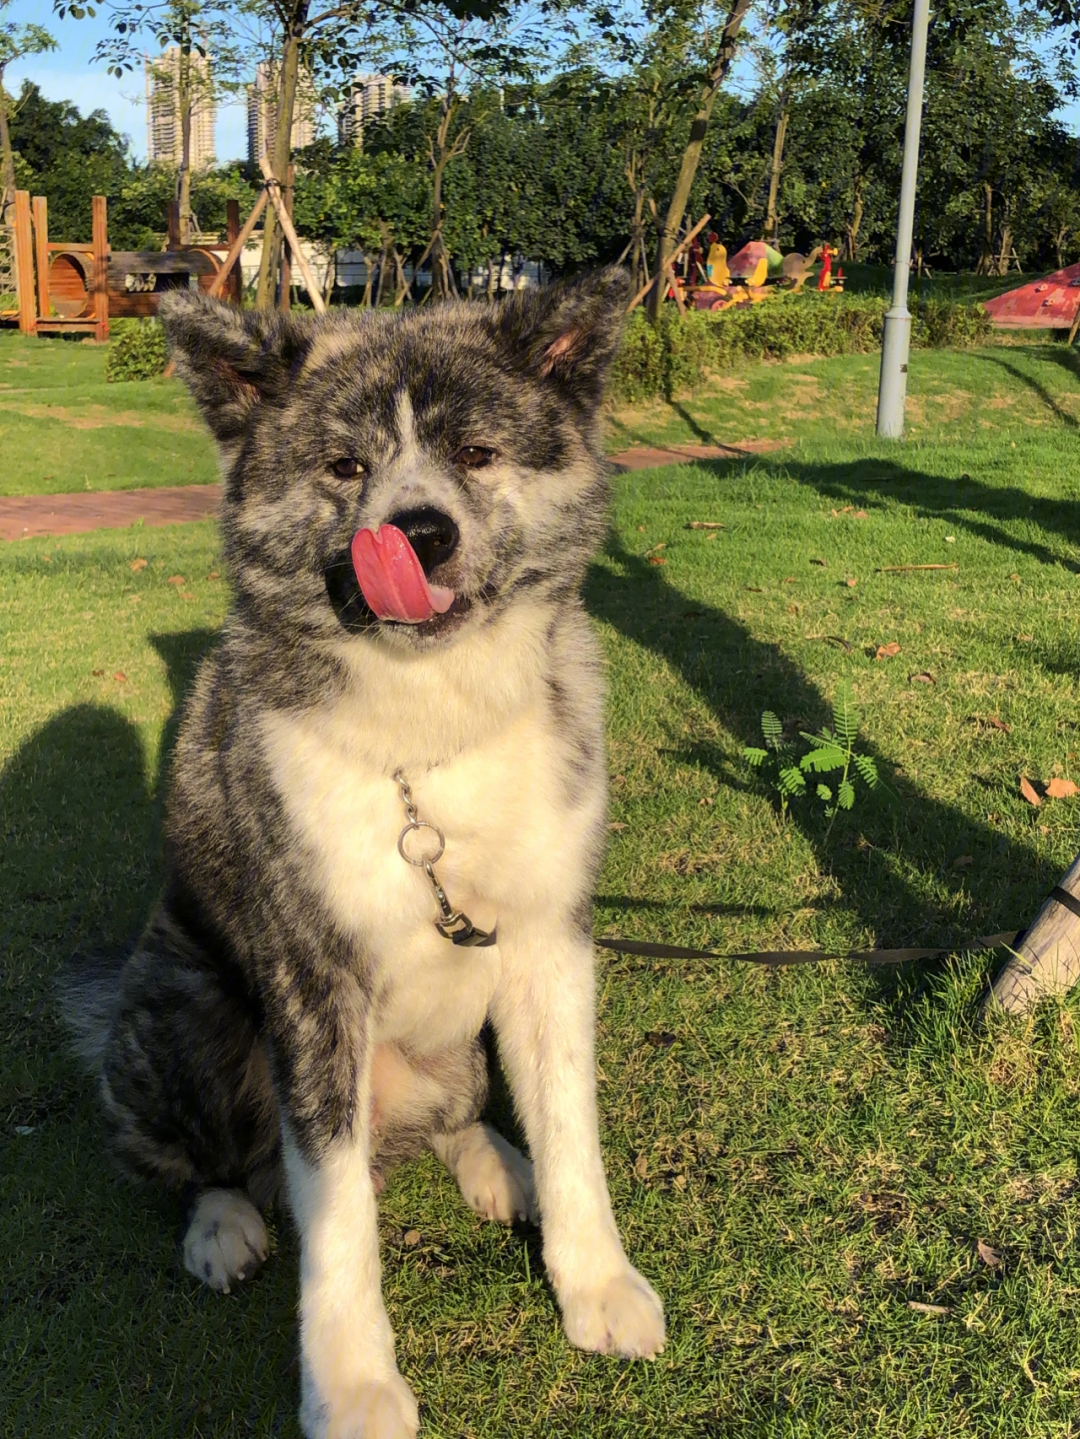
[4,0,252,161]
[6,0,1080,166]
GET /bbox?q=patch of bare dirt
[0,402,198,432]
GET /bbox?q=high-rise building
[146,48,216,168]
[338,74,410,148]
[247,61,317,167]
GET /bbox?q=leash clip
[393,770,496,948]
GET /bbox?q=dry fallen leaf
[1015,634,1034,643]
[686,521,725,530]
[745,585,762,592]
[854,509,868,519]
[634,1154,648,1180]
[952,855,974,869]
[844,577,857,587]
[907,1301,950,1316]
[1046,777,1079,799]
[1010,572,1020,582]
[113,671,127,683]
[987,715,1011,733]
[1020,776,1042,807]
[167,575,185,585]
[208,570,220,580]
[402,1229,421,1247]
[698,796,714,806]
[644,542,667,555]
[876,642,901,660]
[636,525,646,532]
[911,671,936,685]
[648,557,667,566]
[130,558,147,572]
[608,821,627,831]
[672,1173,687,1191]
[977,1239,1002,1269]
[783,576,795,584]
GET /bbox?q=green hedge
[105,318,169,383]
[609,294,993,403]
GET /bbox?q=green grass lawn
[6,341,1080,1436]
[0,331,217,496]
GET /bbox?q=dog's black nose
[388,507,459,575]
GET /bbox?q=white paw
[456,1125,537,1224]
[300,1374,420,1439]
[183,1189,269,1294]
[560,1267,666,1358]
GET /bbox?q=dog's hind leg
[432,1123,537,1224]
[183,1187,270,1293]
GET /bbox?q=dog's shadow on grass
[586,534,1051,1025]
[0,628,296,1433]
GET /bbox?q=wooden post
[13,190,35,334]
[279,163,294,312]
[225,199,242,304]
[31,196,49,320]
[167,199,181,251]
[208,188,268,301]
[983,853,1080,1016]
[91,194,109,342]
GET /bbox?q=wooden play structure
[4,190,242,341]
[3,159,326,340]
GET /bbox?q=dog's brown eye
[330,457,362,479]
[453,446,496,469]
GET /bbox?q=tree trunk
[177,43,194,246]
[426,99,465,304]
[845,173,864,262]
[975,181,994,276]
[648,0,752,322]
[764,90,789,247]
[983,850,1080,1016]
[996,219,1013,277]
[256,7,307,311]
[0,67,16,228]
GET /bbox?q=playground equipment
[3,161,326,341]
[982,261,1080,331]
[3,190,242,341]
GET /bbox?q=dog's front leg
[279,1013,418,1439]
[490,921,665,1358]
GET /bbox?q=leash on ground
[596,885,1080,966]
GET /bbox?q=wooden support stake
[13,190,36,334]
[983,851,1080,1015]
[91,194,109,342]
[31,196,49,320]
[207,188,268,300]
[626,214,711,313]
[225,199,242,304]
[258,155,326,314]
[279,163,294,313]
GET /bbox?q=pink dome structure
[982,263,1080,328]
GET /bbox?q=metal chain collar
[393,769,496,948]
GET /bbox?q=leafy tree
[0,2,56,225]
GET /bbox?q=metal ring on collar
[397,820,446,866]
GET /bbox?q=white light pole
[876,0,932,439]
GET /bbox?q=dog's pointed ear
[495,267,630,407]
[159,292,314,444]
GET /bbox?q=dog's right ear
[159,292,313,444]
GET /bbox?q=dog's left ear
[496,267,630,407]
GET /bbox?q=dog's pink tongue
[351,524,455,624]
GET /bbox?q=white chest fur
[258,620,603,1054]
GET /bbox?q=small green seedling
[743,685,880,828]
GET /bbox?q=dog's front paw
[560,1267,665,1358]
[300,1374,419,1439]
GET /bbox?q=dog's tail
[56,944,130,1072]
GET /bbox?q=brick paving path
[0,441,788,541]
